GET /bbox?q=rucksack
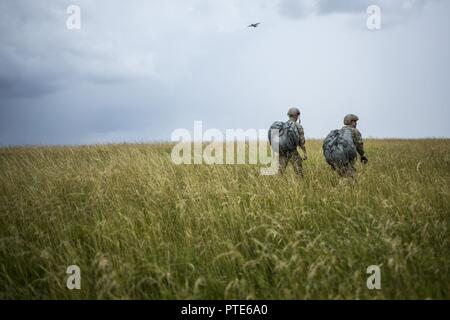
[268,121,300,153]
[323,128,357,167]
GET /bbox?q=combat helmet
[343,114,359,125]
[287,107,301,117]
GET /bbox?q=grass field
[0,139,449,299]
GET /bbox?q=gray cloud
[278,0,435,20]
[0,0,157,99]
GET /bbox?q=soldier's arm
[352,129,365,157]
[298,125,307,155]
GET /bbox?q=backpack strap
[288,121,301,145]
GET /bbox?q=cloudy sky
[0,0,449,145]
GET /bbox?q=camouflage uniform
[278,116,306,176]
[337,125,366,178]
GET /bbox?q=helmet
[287,107,301,117]
[344,114,359,125]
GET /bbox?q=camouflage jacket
[288,117,306,151]
[342,125,365,157]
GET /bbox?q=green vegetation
[0,140,449,299]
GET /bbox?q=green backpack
[323,128,357,167]
[268,121,300,153]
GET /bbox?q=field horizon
[2,137,450,149]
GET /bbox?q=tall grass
[0,140,449,299]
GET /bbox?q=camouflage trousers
[334,160,356,179]
[278,149,303,177]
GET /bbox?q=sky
[0,0,449,145]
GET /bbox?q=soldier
[339,114,368,178]
[278,107,308,176]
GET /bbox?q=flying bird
[248,23,260,28]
